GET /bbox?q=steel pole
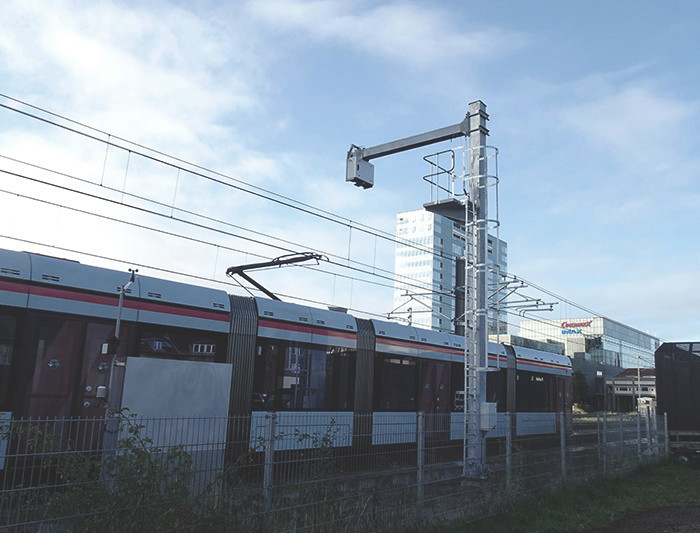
[466,100,489,476]
[560,412,567,479]
[263,412,276,533]
[417,412,425,521]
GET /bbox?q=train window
[516,371,556,412]
[486,370,507,412]
[252,340,356,411]
[450,362,465,411]
[0,314,17,409]
[374,355,417,411]
[138,327,226,362]
[450,364,507,412]
[0,315,15,366]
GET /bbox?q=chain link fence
[0,409,668,531]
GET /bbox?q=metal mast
[346,101,493,476]
[466,101,489,475]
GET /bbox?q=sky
[0,0,699,342]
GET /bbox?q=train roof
[254,297,358,349]
[511,345,571,375]
[255,297,357,333]
[0,248,231,318]
[371,319,459,349]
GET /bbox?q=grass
[440,457,700,532]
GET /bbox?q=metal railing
[0,410,669,531]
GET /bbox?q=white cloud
[591,267,699,341]
[246,0,527,69]
[0,0,265,157]
[558,81,700,180]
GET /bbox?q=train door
[23,316,85,419]
[22,315,132,420]
[419,360,450,441]
[0,312,19,414]
[74,322,132,419]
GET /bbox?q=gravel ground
[579,505,700,532]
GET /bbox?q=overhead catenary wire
[0,165,660,348]
[0,94,659,344]
[0,179,435,297]
[0,166,660,350]
[0,95,452,262]
[0,151,441,292]
[0,233,397,321]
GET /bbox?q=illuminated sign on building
[561,321,593,329]
[561,320,593,335]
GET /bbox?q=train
[0,247,571,453]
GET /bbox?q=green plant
[1,409,195,532]
[572,370,589,404]
[443,459,700,532]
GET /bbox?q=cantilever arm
[360,116,469,160]
[346,114,470,189]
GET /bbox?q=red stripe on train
[3,281,230,322]
[376,337,463,355]
[517,359,571,372]
[0,279,29,294]
[258,319,357,340]
[374,343,569,372]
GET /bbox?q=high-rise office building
[393,208,507,334]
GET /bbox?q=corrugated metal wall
[227,295,258,415]
[656,342,700,432]
[354,318,375,413]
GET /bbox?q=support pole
[596,413,601,461]
[602,411,608,475]
[505,411,512,488]
[465,100,489,477]
[619,411,624,455]
[417,412,425,522]
[262,412,276,533]
[636,412,642,463]
[560,412,567,480]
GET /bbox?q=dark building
[655,342,700,450]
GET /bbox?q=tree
[572,370,589,403]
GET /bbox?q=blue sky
[1,0,698,341]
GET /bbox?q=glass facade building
[518,317,659,369]
[393,209,507,334]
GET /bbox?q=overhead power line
[0,95,453,262]
[0,94,657,342]
[0,233,396,321]
[0,176,434,296]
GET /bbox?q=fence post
[596,413,601,461]
[417,411,424,522]
[505,411,512,488]
[645,406,652,455]
[263,412,276,533]
[618,411,624,456]
[560,412,566,480]
[651,408,659,455]
[664,412,670,456]
[602,411,608,475]
[636,411,642,463]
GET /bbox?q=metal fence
[0,409,668,532]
